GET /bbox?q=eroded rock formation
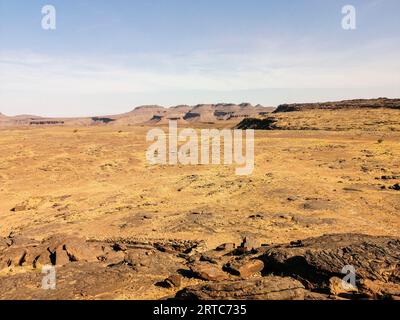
[0,233,398,300]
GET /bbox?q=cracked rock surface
[0,233,398,300]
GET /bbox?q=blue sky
[0,0,399,116]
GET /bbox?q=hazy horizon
[1,95,400,118]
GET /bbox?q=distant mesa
[1,98,399,127]
[0,103,273,127]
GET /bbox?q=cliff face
[122,103,273,124]
[274,98,400,113]
[236,99,400,132]
[3,97,400,128]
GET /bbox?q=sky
[0,0,399,117]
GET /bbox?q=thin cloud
[0,37,399,116]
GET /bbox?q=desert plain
[0,100,399,300]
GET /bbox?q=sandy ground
[1,123,399,250]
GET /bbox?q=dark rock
[289,240,303,247]
[248,214,263,219]
[0,262,138,300]
[162,274,182,288]
[175,276,305,300]
[303,291,333,300]
[0,235,187,299]
[235,117,278,130]
[389,183,400,191]
[199,254,219,264]
[224,258,264,278]
[190,262,229,281]
[112,243,127,251]
[259,233,400,292]
[273,98,400,113]
[380,175,400,180]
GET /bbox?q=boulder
[190,262,229,281]
[237,236,259,253]
[55,247,71,266]
[162,274,182,288]
[259,233,400,292]
[3,247,26,267]
[22,246,47,267]
[176,276,305,300]
[64,240,100,262]
[224,258,264,278]
[329,276,358,296]
[360,279,400,299]
[34,251,53,268]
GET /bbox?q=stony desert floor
[0,111,399,299]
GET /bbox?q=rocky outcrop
[223,258,264,278]
[189,262,229,281]
[176,276,306,300]
[274,98,400,113]
[0,234,187,299]
[257,233,400,298]
[0,234,104,269]
[0,233,398,300]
